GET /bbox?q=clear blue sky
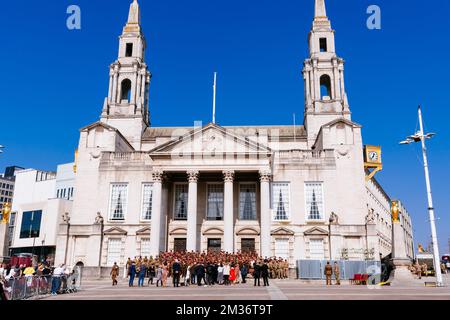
[0,0,448,254]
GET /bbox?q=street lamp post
[400,105,443,287]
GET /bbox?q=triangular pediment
[271,227,294,236]
[149,123,271,156]
[103,226,128,235]
[322,118,362,129]
[136,226,151,235]
[80,121,117,133]
[304,226,328,236]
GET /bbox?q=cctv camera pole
[418,106,443,287]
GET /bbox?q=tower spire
[315,0,327,18]
[124,0,141,33]
[128,0,140,24]
[312,0,331,31]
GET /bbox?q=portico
[148,169,272,257]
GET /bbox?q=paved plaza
[43,274,450,301]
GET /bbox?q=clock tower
[303,0,351,146]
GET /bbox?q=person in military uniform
[414,261,422,279]
[268,259,274,279]
[421,263,428,277]
[277,259,283,279]
[283,260,289,279]
[333,262,340,285]
[110,262,120,286]
[324,261,333,285]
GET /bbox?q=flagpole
[212,72,217,124]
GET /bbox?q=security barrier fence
[297,260,382,283]
[2,268,82,300]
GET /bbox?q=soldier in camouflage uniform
[283,259,289,279]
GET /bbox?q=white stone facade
[9,164,74,262]
[54,0,414,274]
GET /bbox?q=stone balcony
[275,149,335,168]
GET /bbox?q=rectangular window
[319,38,327,52]
[140,238,151,258]
[275,239,289,260]
[141,183,153,220]
[174,184,188,220]
[125,43,133,57]
[106,238,122,266]
[109,184,128,220]
[305,182,324,220]
[207,184,224,220]
[19,210,42,239]
[272,183,290,221]
[239,183,257,220]
[309,239,325,260]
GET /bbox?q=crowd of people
[113,251,290,288]
[0,262,77,300]
[408,261,448,279]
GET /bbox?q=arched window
[121,79,132,102]
[320,75,332,99]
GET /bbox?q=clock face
[368,151,379,162]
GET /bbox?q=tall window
[320,74,332,99]
[174,184,188,220]
[20,210,42,239]
[207,184,224,220]
[121,79,132,102]
[141,183,153,220]
[305,182,324,220]
[309,239,325,260]
[272,183,290,221]
[275,239,289,260]
[109,184,128,220]
[239,184,256,220]
[140,238,151,258]
[106,239,122,266]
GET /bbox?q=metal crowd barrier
[3,270,82,300]
[297,260,382,282]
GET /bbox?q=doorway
[207,238,221,253]
[174,238,187,253]
[241,238,256,253]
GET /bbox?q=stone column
[187,170,199,252]
[149,170,163,257]
[223,170,235,253]
[259,170,272,258]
